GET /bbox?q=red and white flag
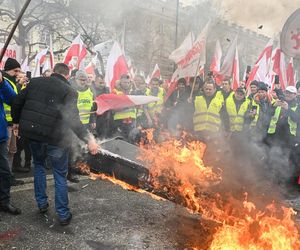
[105,41,129,90]
[210,39,222,75]
[286,57,296,86]
[33,48,48,77]
[271,47,287,90]
[246,39,273,87]
[217,36,238,81]
[63,34,87,69]
[176,22,209,78]
[95,94,160,115]
[149,64,161,82]
[85,55,98,75]
[232,46,239,90]
[169,32,194,64]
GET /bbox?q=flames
[138,130,300,249]
[77,130,300,249]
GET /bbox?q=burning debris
[79,130,300,249]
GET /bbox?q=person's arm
[1,77,17,106]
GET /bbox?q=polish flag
[105,41,128,90]
[85,55,98,75]
[63,34,87,69]
[169,32,194,64]
[232,46,239,90]
[216,36,238,83]
[246,39,273,87]
[95,94,160,115]
[33,49,48,77]
[210,39,222,75]
[149,64,161,81]
[271,47,287,90]
[286,57,295,86]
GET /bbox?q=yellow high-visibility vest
[3,77,18,122]
[113,89,136,120]
[193,91,224,132]
[268,106,297,136]
[77,88,94,125]
[146,87,164,115]
[226,95,250,132]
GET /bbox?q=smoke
[212,0,300,37]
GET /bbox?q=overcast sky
[182,0,300,37]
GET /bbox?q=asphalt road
[0,176,215,250]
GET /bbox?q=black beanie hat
[257,82,268,92]
[4,58,21,71]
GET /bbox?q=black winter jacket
[11,73,88,146]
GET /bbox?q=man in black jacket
[11,63,99,226]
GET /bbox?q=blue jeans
[29,140,70,220]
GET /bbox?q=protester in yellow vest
[75,70,96,128]
[225,87,250,133]
[193,77,225,136]
[267,86,299,145]
[1,58,24,186]
[112,74,137,140]
[146,78,164,117]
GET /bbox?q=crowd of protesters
[0,56,300,225]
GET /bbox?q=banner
[0,43,22,69]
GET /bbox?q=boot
[24,161,31,171]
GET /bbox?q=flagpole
[0,0,32,63]
[189,55,203,100]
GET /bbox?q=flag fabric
[246,39,273,87]
[105,41,128,90]
[149,64,160,83]
[286,57,295,86]
[85,55,98,75]
[271,47,287,90]
[169,32,194,64]
[232,46,239,90]
[95,94,160,115]
[210,39,222,75]
[63,34,87,69]
[33,49,48,77]
[175,22,209,79]
[217,36,238,82]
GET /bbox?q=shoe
[0,203,22,215]
[10,176,25,186]
[39,203,49,213]
[59,213,72,226]
[12,166,30,173]
[67,173,80,183]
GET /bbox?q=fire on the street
[79,131,300,249]
[138,131,300,250]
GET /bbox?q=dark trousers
[13,136,32,167]
[0,141,11,205]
